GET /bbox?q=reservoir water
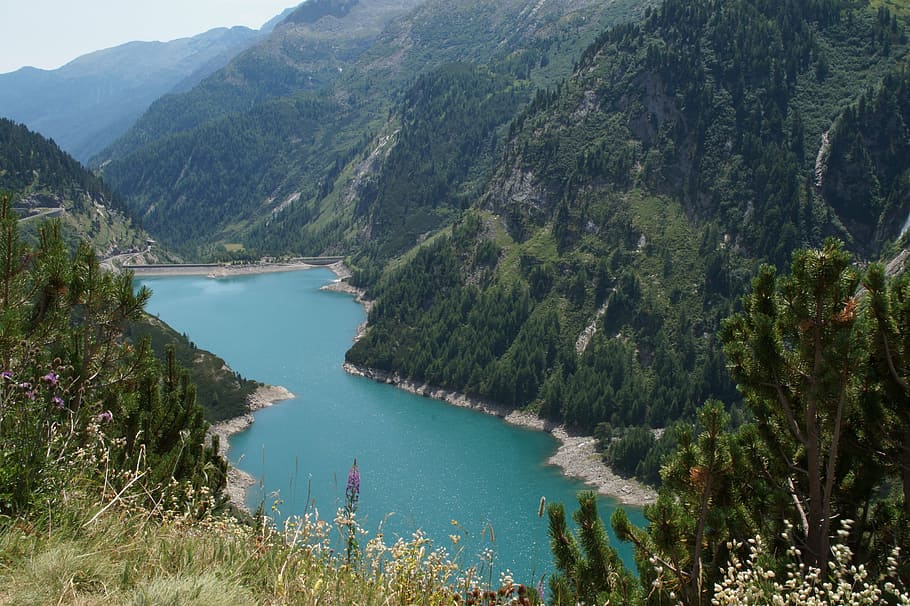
[138,269,645,583]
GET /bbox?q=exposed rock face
[575,303,609,354]
[484,162,552,239]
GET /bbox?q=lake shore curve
[209,384,295,512]
[342,362,657,507]
[327,266,657,508]
[206,261,656,510]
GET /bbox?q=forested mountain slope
[0,118,145,255]
[346,0,910,483]
[96,0,427,168]
[97,0,652,258]
[484,0,909,262]
[0,26,265,162]
[0,118,256,425]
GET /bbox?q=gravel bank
[208,384,295,512]
[343,363,657,507]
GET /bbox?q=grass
[0,486,535,605]
[870,0,910,19]
[627,190,704,308]
[494,224,558,289]
[0,503,416,605]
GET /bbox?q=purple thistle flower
[343,458,361,564]
[1,371,13,380]
[25,390,35,401]
[345,459,360,509]
[18,382,31,390]
[537,579,546,603]
[52,396,64,409]
[96,410,113,423]
[41,372,59,386]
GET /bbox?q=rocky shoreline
[326,266,656,506]
[343,362,657,507]
[209,384,295,512]
[320,265,374,341]
[212,263,657,511]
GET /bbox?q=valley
[2,0,910,602]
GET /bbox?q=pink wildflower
[41,372,59,386]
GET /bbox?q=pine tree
[863,263,910,520]
[547,491,638,605]
[0,192,225,516]
[720,238,865,573]
[612,401,764,606]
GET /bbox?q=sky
[0,1,300,74]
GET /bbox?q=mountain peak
[0,26,262,162]
[284,0,359,24]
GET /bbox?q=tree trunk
[903,432,910,519]
[805,406,828,572]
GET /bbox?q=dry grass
[0,493,530,606]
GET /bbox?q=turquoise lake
[138,269,646,583]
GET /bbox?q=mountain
[0,116,252,426]
[0,117,149,256]
[261,5,302,32]
[0,25,265,162]
[473,0,910,264]
[345,0,910,481]
[95,0,428,167]
[91,0,910,481]
[97,0,651,258]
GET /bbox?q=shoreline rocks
[212,262,657,513]
[320,266,374,342]
[208,384,295,512]
[343,362,657,507]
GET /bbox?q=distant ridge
[0,18,287,162]
[0,117,147,255]
[285,0,359,24]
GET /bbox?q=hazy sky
[0,1,300,74]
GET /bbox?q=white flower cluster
[712,522,910,605]
[245,498,534,604]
